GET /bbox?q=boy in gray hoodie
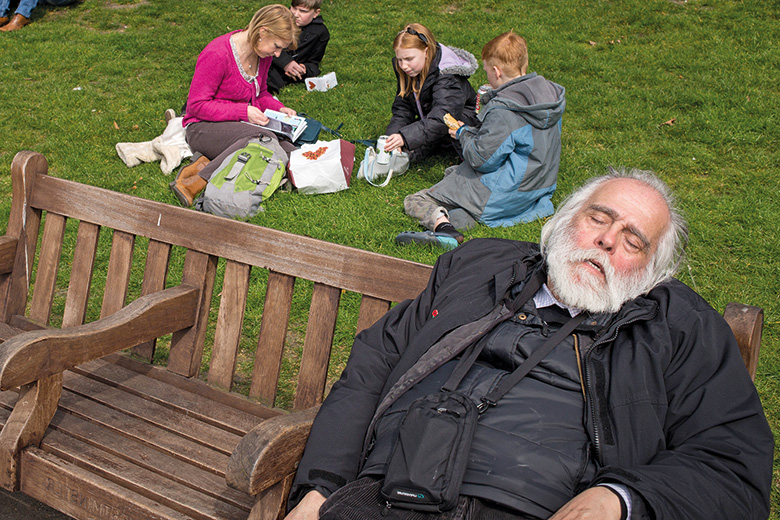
[398,31,566,249]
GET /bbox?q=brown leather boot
[0,14,30,32]
[0,16,10,27]
[170,174,207,206]
[174,154,209,182]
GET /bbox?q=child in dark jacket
[397,31,566,249]
[267,0,330,94]
[383,23,479,163]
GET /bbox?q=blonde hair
[393,23,437,98]
[481,31,528,77]
[247,4,300,51]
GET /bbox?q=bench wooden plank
[294,283,341,411]
[28,213,67,327]
[55,389,230,476]
[43,431,249,520]
[41,414,252,510]
[0,236,16,275]
[62,371,242,454]
[73,357,272,434]
[30,174,432,303]
[209,260,251,391]
[62,221,100,328]
[23,436,247,520]
[356,294,392,335]
[249,270,295,405]
[101,230,136,319]
[21,447,194,520]
[168,251,218,378]
[96,354,280,425]
[132,239,172,361]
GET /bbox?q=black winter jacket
[385,44,479,161]
[268,16,329,91]
[290,239,773,520]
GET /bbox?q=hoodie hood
[481,73,566,130]
[437,44,479,76]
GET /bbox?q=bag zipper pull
[381,501,392,516]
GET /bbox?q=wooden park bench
[0,151,764,520]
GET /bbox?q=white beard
[545,226,655,314]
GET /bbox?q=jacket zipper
[582,312,654,465]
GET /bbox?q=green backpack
[199,136,288,219]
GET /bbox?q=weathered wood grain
[293,283,341,411]
[100,230,136,319]
[249,270,295,405]
[208,260,251,391]
[0,285,198,390]
[0,236,16,275]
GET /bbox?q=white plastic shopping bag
[288,139,356,195]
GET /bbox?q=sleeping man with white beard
[285,168,773,520]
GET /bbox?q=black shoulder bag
[381,271,587,512]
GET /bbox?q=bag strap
[320,121,377,148]
[441,269,545,392]
[440,268,588,413]
[364,151,402,188]
[478,312,587,412]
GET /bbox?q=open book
[263,109,308,142]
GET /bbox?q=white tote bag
[357,147,410,187]
[288,139,356,195]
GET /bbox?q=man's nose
[596,226,619,252]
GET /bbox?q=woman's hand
[279,106,297,117]
[248,105,269,125]
[284,490,326,520]
[384,133,404,152]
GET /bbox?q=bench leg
[249,473,294,520]
[0,374,62,490]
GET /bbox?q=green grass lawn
[1,0,778,515]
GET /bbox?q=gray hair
[540,167,689,288]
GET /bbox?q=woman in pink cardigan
[171,4,300,206]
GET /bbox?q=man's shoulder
[441,238,540,271]
[644,278,724,327]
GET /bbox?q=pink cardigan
[182,31,285,127]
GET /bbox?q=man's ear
[492,65,503,80]
[314,8,321,17]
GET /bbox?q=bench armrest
[227,405,320,496]
[0,284,199,390]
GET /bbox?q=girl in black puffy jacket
[383,23,479,163]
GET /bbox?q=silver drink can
[476,84,491,113]
[376,135,391,164]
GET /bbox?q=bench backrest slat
[101,230,136,319]
[294,283,342,410]
[63,221,100,328]
[249,270,296,405]
[208,260,252,391]
[29,213,67,326]
[168,251,218,377]
[132,239,173,361]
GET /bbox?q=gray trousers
[404,165,479,231]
